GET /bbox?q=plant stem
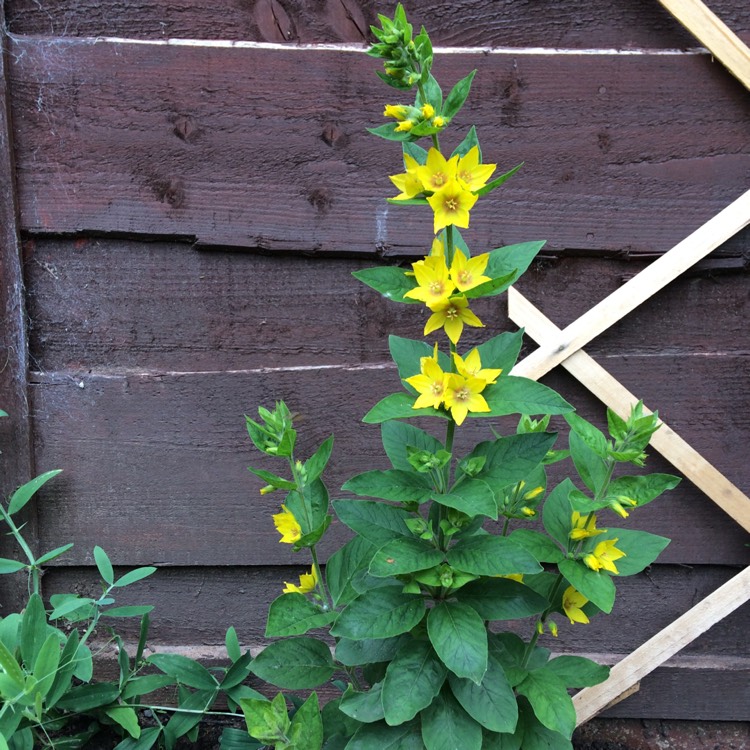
[310,545,333,611]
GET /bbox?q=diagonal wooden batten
[511,189,750,383]
[657,0,750,90]
[508,287,750,533]
[572,564,750,724]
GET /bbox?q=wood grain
[27,362,750,567]
[5,0,749,48]
[9,37,750,256]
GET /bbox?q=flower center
[455,386,471,403]
[429,280,444,295]
[457,269,472,285]
[445,306,460,320]
[445,197,459,212]
[430,382,444,396]
[432,172,447,188]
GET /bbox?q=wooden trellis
[507,0,750,724]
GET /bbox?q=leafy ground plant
[242,6,680,750]
[0,410,262,750]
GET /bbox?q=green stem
[1,505,40,595]
[310,545,333,612]
[522,572,566,668]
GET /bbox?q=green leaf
[463,432,556,489]
[565,413,609,458]
[45,629,80,708]
[447,536,542,577]
[247,467,297,490]
[49,594,96,621]
[55,682,121,711]
[113,726,162,750]
[369,537,444,577]
[225,627,241,663]
[34,543,74,565]
[442,70,476,120]
[8,470,62,515]
[569,431,609,495]
[105,706,141,740]
[305,436,334,483]
[455,578,549,621]
[352,266,418,304]
[558,559,615,613]
[474,162,524,197]
[164,688,219,746]
[381,640,447,725]
[476,242,546,295]
[483,377,573,417]
[606,473,681,508]
[346,720,423,749]
[218,728,262,750]
[102,605,155,619]
[516,668,576,739]
[542,479,576,548]
[121,674,176,699]
[342,469,433,504]
[288,692,324,750]
[220,652,254,690]
[436,479,497,519]
[29,632,61,699]
[335,635,406,667]
[339,682,386,724]
[507,529,564,564]
[265,593,336,637]
[93,546,114,585]
[389,335,451,386]
[451,126,480,159]
[514,698,573,750]
[474,331,524,373]
[547,655,609,688]
[20,593,47,670]
[326,536,377,607]
[448,653,518,733]
[333,499,412,546]
[251,637,334,689]
[147,653,219,690]
[113,567,157,588]
[241,694,288,744]
[427,601,487,684]
[0,638,24,689]
[602,528,670,575]
[463,270,517,300]
[0,558,26,574]
[367,122,414,141]
[382,421,443,472]
[285,478,330,536]
[363,392,448,423]
[421,688,483,750]
[331,586,426,640]
[403,140,428,166]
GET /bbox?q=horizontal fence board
[41,563,750,720]
[25,239,750,372]
[42,564,748,657]
[28,362,750,566]
[10,38,750,256]
[5,0,750,48]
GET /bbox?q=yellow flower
[404,255,455,306]
[562,586,590,624]
[443,373,491,426]
[583,538,626,575]
[395,120,414,132]
[424,296,484,345]
[432,116,446,128]
[426,179,478,234]
[420,103,435,119]
[405,347,448,410]
[272,505,302,544]
[523,486,544,501]
[416,148,458,193]
[449,248,491,293]
[389,154,423,201]
[569,511,607,541]
[498,573,524,583]
[283,566,317,595]
[453,348,502,384]
[456,146,496,192]
[383,104,410,120]
[429,238,444,257]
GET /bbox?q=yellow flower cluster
[384,103,447,134]
[405,346,501,426]
[389,147,496,234]
[405,247,491,344]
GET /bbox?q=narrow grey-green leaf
[8,470,62,515]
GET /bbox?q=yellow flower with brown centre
[272,505,302,544]
[416,148,459,193]
[404,254,455,306]
[453,348,502,384]
[424,295,484,344]
[405,346,449,410]
[449,248,491,293]
[443,373,491,426]
[562,586,590,624]
[456,146,497,192]
[426,179,478,234]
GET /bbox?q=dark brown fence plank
[28,361,750,567]
[0,5,37,610]
[43,564,748,656]
[6,0,750,48]
[10,38,750,256]
[25,239,750,372]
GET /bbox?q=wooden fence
[1,0,748,723]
